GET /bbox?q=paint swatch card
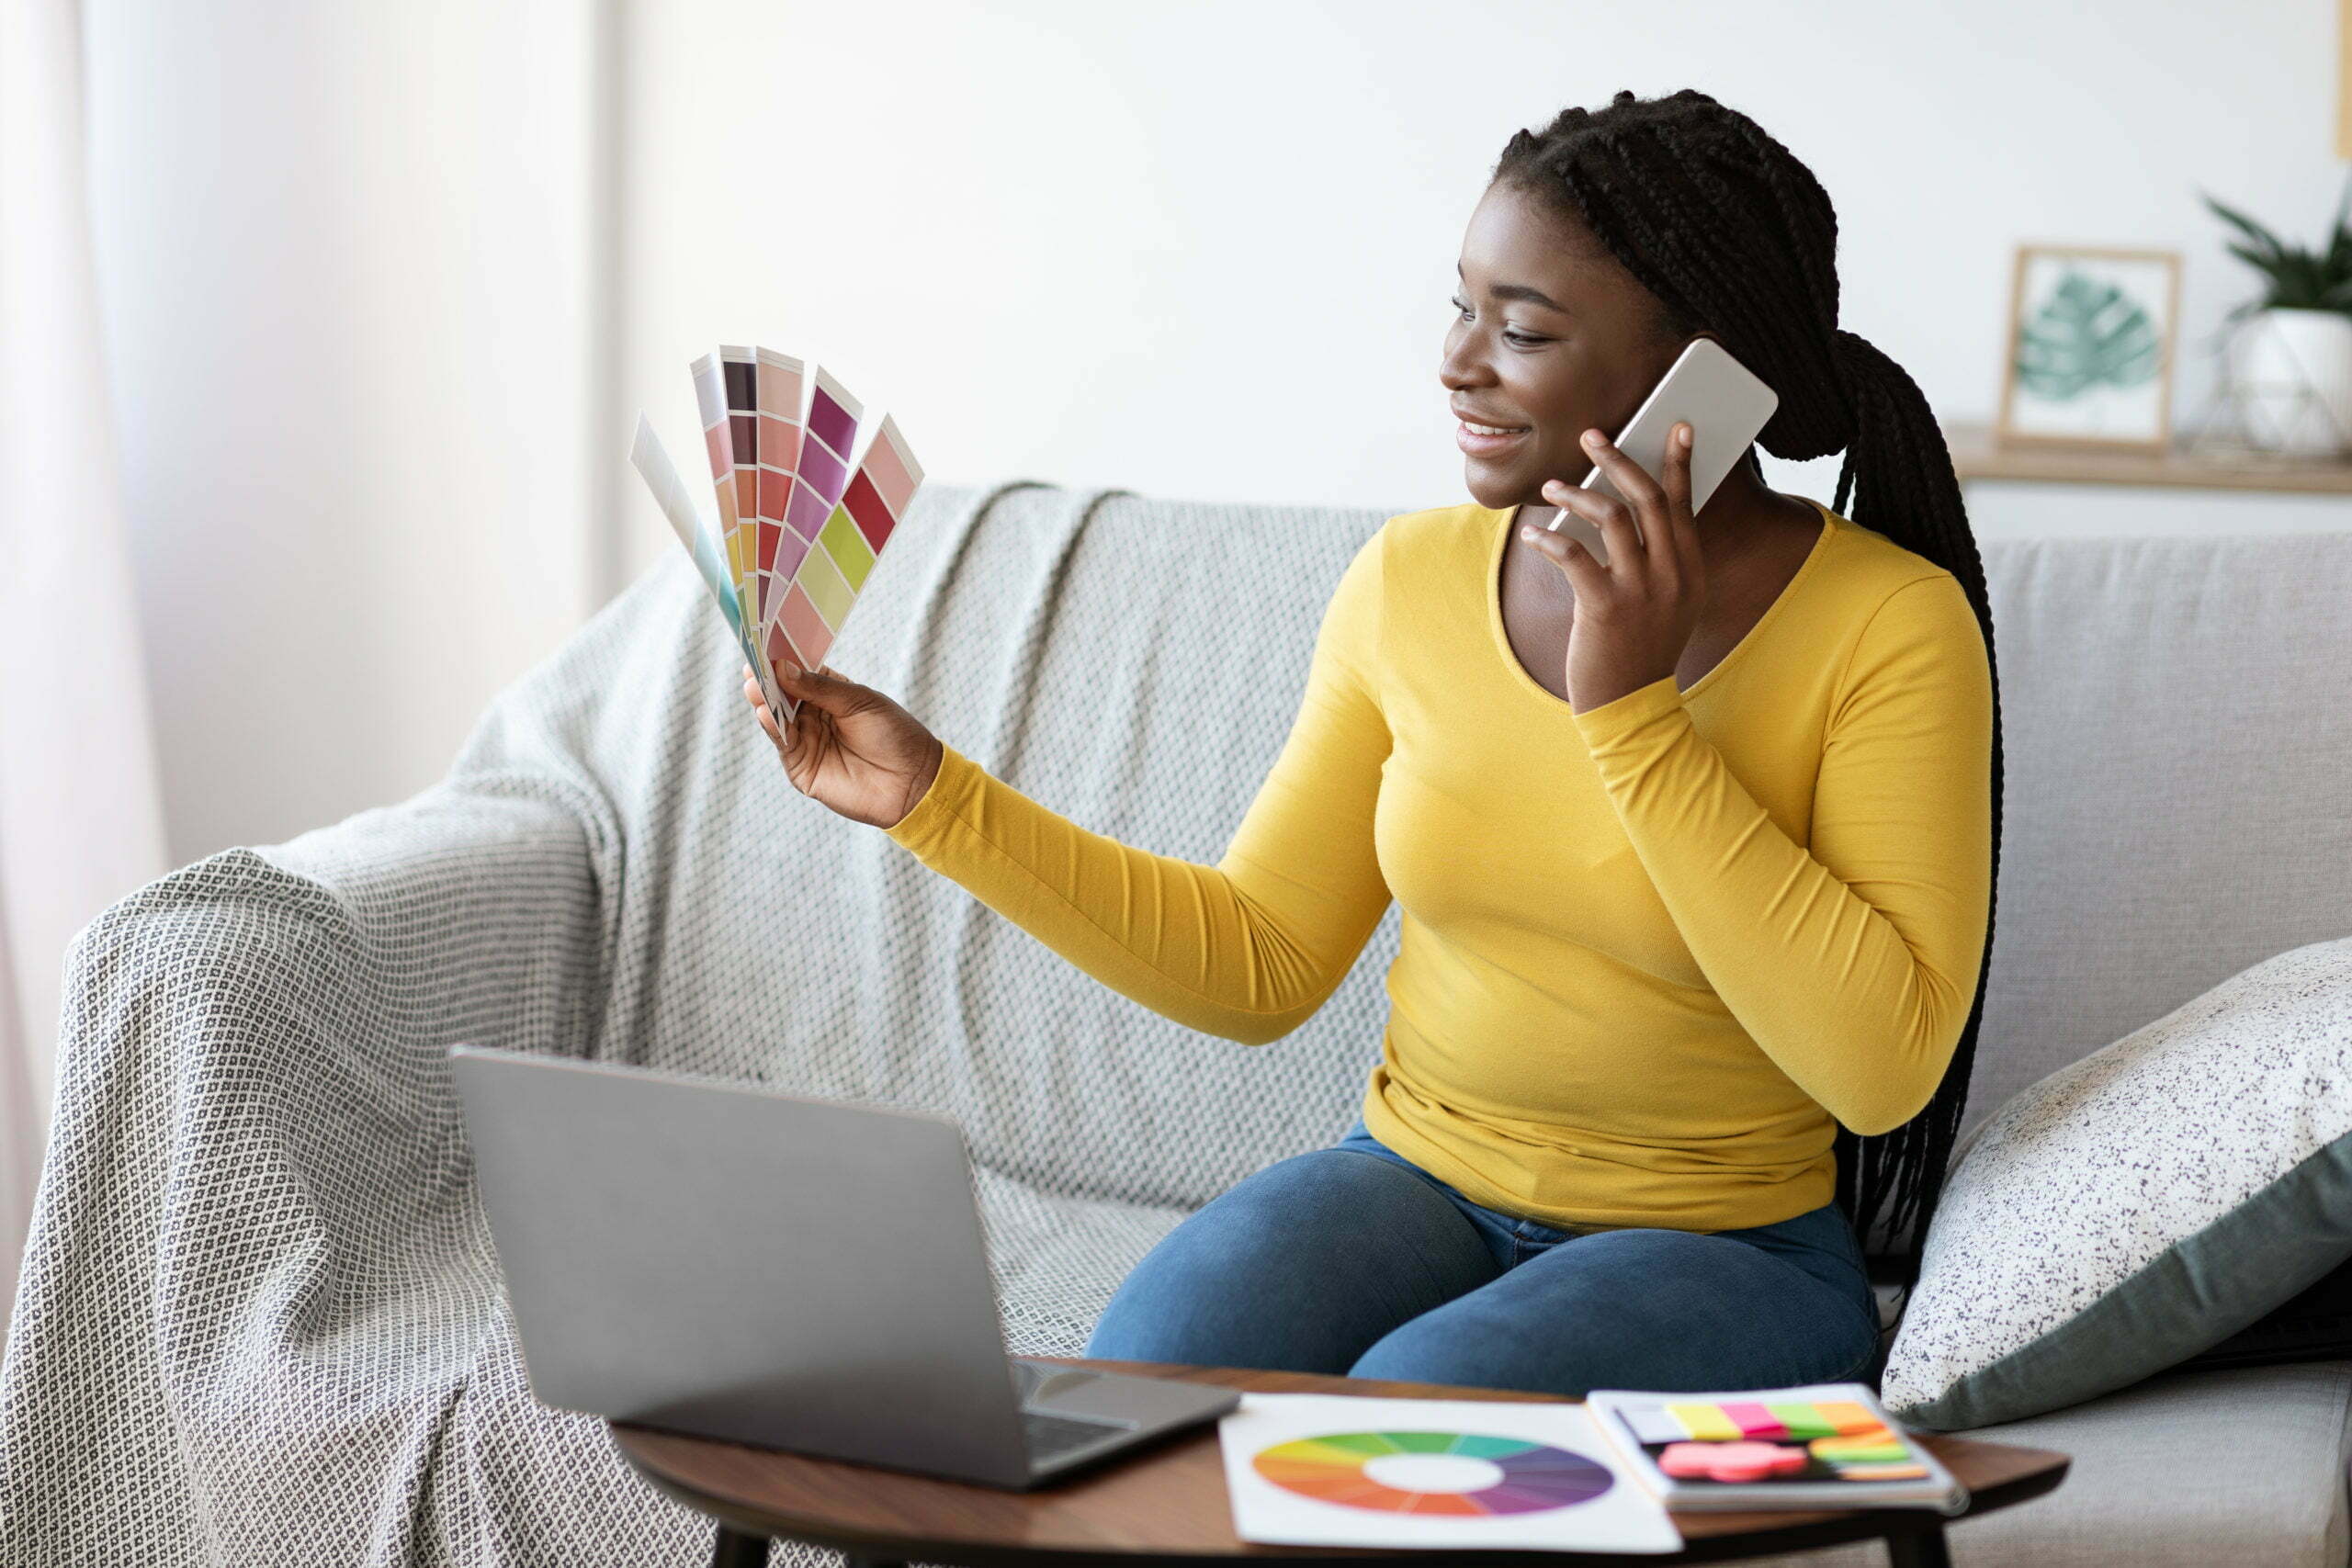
[719,345,763,607]
[634,344,924,738]
[763,409,921,690]
[751,346,807,632]
[689,353,744,604]
[1217,1393,1679,1552]
[630,412,787,723]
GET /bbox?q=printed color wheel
[1251,1430,1614,1516]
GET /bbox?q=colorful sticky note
[1720,1401,1788,1439]
[1816,1401,1883,1436]
[1659,1440,1809,1482]
[1765,1403,1839,1439]
[1665,1403,1743,1442]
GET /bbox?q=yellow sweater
[883,498,1995,1233]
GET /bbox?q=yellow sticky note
[1667,1403,1744,1441]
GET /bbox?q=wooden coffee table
[612,1358,2068,1568]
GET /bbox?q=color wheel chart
[643,344,924,728]
[1252,1429,1614,1517]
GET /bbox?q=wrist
[888,735,945,829]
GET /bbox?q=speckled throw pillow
[1881,935,2352,1431]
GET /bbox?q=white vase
[2226,307,2352,457]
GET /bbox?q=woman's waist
[1364,1059,1836,1205]
[1376,1011,1836,1158]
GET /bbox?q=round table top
[612,1359,2070,1566]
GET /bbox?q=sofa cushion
[2176,1251,2352,1372]
[1881,936,2352,1431]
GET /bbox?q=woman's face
[1441,179,1685,512]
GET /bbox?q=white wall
[621,0,2350,591]
[85,0,599,865]
[85,0,2348,864]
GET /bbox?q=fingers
[742,667,791,755]
[1663,421,1702,573]
[1663,421,1694,513]
[1582,426,1667,516]
[1537,478,1635,578]
[1521,513,1601,581]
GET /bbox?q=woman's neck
[1510,456,1806,559]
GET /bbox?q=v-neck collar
[1483,497,1838,710]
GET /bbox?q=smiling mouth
[1456,420,1533,458]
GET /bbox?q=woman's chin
[1462,466,1528,511]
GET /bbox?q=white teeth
[1463,421,1527,437]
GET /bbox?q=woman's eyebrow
[1455,262,1572,314]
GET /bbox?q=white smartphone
[1546,334,1780,565]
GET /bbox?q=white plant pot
[2227,306,2352,457]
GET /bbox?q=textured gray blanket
[0,479,1410,1564]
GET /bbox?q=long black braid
[1494,89,2006,1304]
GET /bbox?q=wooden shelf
[1942,421,2352,495]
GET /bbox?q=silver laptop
[447,1043,1238,1490]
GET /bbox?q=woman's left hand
[1519,421,1707,715]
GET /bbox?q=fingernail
[1583,429,1604,447]
[780,660,801,680]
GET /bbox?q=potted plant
[2199,174,2352,457]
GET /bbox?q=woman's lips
[1456,420,1531,457]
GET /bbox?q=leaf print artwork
[2014,269,2162,402]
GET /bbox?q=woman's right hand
[742,660,944,830]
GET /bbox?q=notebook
[1583,1382,1967,1517]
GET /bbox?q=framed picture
[1995,243,2182,453]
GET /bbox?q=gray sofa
[4,479,2349,1566]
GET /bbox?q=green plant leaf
[2014,268,2163,400]
[2203,190,2289,269]
[2327,173,2352,268]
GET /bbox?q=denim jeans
[1082,1117,1883,1398]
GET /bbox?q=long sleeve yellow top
[882,498,1995,1233]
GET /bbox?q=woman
[741,88,2000,1398]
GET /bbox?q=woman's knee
[1083,1148,1491,1373]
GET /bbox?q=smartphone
[1545,334,1780,565]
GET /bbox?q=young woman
[741,88,1999,1397]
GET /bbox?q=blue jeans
[1082,1118,1883,1397]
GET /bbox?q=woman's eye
[1450,298,1544,346]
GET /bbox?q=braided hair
[1493,89,2005,1302]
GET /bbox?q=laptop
[447,1043,1240,1490]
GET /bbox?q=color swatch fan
[630,344,923,728]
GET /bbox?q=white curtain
[0,0,170,1335]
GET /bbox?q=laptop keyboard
[1023,1409,1129,1465]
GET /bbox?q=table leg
[1885,1523,1951,1568]
[709,1525,770,1567]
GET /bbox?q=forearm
[884,741,1373,1044]
[1572,675,1991,1135]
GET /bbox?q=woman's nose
[1439,347,1487,389]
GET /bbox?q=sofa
[3,478,2349,1567]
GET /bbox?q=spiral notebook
[1583,1382,1967,1517]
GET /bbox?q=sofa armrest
[0,773,614,1564]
